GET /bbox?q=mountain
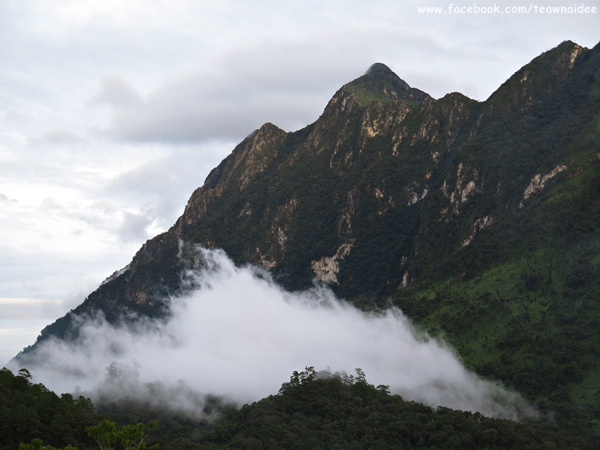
[16,40,600,419]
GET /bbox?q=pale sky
[1,0,598,364]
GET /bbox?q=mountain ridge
[14,41,600,422]
[18,39,598,331]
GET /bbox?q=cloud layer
[15,247,537,421]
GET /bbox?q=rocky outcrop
[519,164,567,208]
[311,241,355,284]
[462,215,494,247]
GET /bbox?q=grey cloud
[94,27,533,145]
[42,129,85,145]
[97,37,375,144]
[38,197,104,231]
[117,211,154,242]
[91,75,144,110]
[39,197,65,214]
[3,110,34,125]
[105,78,323,143]
[101,143,233,231]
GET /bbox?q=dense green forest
[0,368,97,450]
[3,367,599,449]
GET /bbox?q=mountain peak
[331,63,431,108]
[364,62,395,76]
[487,40,589,105]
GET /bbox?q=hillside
[4,367,598,449]
[14,39,600,425]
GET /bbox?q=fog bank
[12,247,537,420]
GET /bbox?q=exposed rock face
[462,216,494,247]
[176,122,287,235]
[519,164,568,207]
[311,241,355,284]
[19,40,600,356]
[441,163,480,218]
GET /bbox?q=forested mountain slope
[16,40,600,420]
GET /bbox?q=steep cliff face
[176,122,287,236]
[19,41,600,380]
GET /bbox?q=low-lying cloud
[13,247,537,420]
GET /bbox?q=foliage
[86,419,159,450]
[7,368,600,449]
[19,438,78,450]
[19,419,160,450]
[393,147,600,416]
[4,366,161,450]
[0,367,97,450]
[191,367,597,450]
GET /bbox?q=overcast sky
[1,0,598,364]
